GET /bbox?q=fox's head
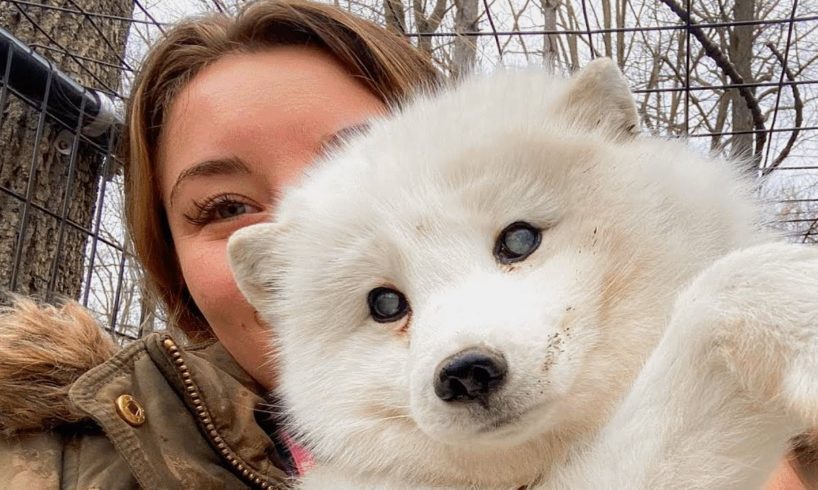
[228,59,757,485]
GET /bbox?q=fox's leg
[545,242,818,490]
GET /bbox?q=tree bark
[413,0,448,55]
[542,0,559,71]
[384,0,407,34]
[615,0,625,67]
[601,0,613,57]
[0,1,133,300]
[728,0,755,161]
[452,0,479,79]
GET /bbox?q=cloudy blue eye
[368,287,409,323]
[495,222,541,264]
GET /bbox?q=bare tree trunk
[711,89,731,152]
[542,0,559,71]
[668,34,686,133]
[638,49,662,132]
[601,0,613,57]
[559,2,582,71]
[452,0,479,79]
[0,1,133,299]
[384,0,407,34]
[615,0,626,67]
[413,0,448,55]
[728,0,755,161]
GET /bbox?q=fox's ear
[227,222,284,310]
[558,58,640,140]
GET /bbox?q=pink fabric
[281,431,315,476]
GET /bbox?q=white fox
[228,59,818,489]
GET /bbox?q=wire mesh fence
[0,1,154,343]
[1,0,816,340]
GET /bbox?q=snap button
[115,394,146,427]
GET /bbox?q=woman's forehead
[157,46,386,195]
[163,47,375,143]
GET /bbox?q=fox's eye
[495,222,541,264]
[368,287,410,323]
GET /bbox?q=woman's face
[159,47,386,389]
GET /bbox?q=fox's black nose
[434,348,508,403]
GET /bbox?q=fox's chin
[417,400,555,448]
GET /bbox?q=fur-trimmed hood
[0,298,290,489]
[0,297,117,436]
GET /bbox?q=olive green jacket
[0,332,292,489]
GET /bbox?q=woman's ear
[227,222,284,310]
[557,58,640,141]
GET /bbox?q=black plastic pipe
[0,26,119,140]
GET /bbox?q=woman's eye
[494,221,541,264]
[367,287,410,323]
[184,194,261,226]
[216,202,249,219]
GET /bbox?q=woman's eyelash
[183,193,253,226]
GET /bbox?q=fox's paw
[780,345,818,426]
[674,242,818,424]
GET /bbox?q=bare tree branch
[413,0,448,54]
[384,0,407,34]
[763,41,804,174]
[659,0,768,157]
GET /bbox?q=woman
[0,0,812,488]
[0,1,436,488]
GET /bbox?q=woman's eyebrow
[169,157,251,205]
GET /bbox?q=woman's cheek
[176,237,277,388]
[178,239,250,327]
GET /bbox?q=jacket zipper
[162,337,284,489]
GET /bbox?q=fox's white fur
[228,59,818,489]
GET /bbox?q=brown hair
[124,0,439,340]
[792,432,818,487]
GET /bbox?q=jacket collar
[69,333,289,489]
